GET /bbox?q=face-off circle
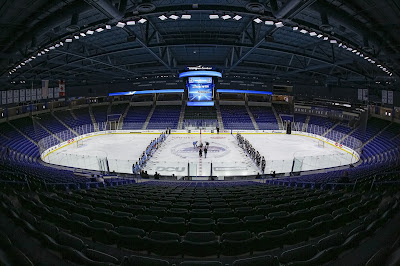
[170,142,230,159]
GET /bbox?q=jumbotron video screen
[187,77,214,106]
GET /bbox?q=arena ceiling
[0,0,399,90]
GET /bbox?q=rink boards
[40,129,360,177]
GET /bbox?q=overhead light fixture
[21,62,25,66]
[55,44,60,48]
[275,21,284,27]
[59,41,63,46]
[66,38,73,43]
[309,31,317,36]
[352,49,357,53]
[210,14,219,20]
[138,18,147,24]
[181,14,191,19]
[106,25,111,29]
[169,14,179,20]
[44,48,49,52]
[323,36,329,40]
[80,32,86,37]
[116,22,126,28]
[265,20,274,25]
[233,15,242,20]
[330,39,337,44]
[158,15,167,20]
[300,29,308,34]
[41,51,45,54]
[221,14,231,20]
[74,35,80,39]
[292,26,298,31]
[356,52,360,55]
[86,30,94,35]
[127,21,136,25]
[317,34,323,38]
[253,18,262,23]
[96,27,104,32]
[338,43,343,47]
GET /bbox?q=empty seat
[232,255,278,266]
[189,218,216,232]
[220,231,255,255]
[243,215,268,233]
[122,255,170,266]
[255,229,292,251]
[279,244,320,265]
[146,231,181,256]
[159,217,187,235]
[132,215,158,231]
[191,209,213,218]
[108,226,146,251]
[183,232,219,257]
[217,217,244,233]
[213,208,234,219]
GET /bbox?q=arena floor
[43,132,357,177]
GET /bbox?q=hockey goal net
[318,140,325,148]
[76,139,83,148]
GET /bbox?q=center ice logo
[171,142,229,159]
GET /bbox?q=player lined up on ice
[132,131,167,175]
[237,133,266,173]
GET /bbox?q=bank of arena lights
[7,17,394,78]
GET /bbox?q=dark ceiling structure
[0,0,399,90]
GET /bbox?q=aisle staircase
[363,122,392,146]
[271,105,283,130]
[245,104,259,130]
[32,118,63,142]
[177,101,186,130]
[52,113,79,136]
[118,104,131,129]
[7,121,37,145]
[142,104,156,130]
[215,101,224,130]
[338,126,359,143]
[89,105,99,131]
[70,109,78,120]
[322,121,340,137]
[302,115,310,131]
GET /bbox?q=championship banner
[388,91,393,105]
[1,91,6,105]
[382,90,387,104]
[31,88,37,101]
[59,80,65,97]
[54,87,60,98]
[20,89,25,102]
[357,89,363,101]
[7,91,13,104]
[26,88,31,101]
[49,87,54,99]
[36,88,42,100]
[13,90,19,103]
[363,89,368,101]
[42,80,49,99]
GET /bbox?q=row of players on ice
[237,133,266,173]
[193,141,210,158]
[132,131,167,174]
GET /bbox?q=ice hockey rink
[42,132,358,177]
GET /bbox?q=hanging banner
[26,88,31,101]
[363,89,368,101]
[1,91,6,105]
[13,90,19,103]
[382,90,388,104]
[388,91,393,105]
[36,88,42,100]
[7,91,13,104]
[49,87,54,99]
[20,89,25,102]
[59,80,65,97]
[358,89,363,101]
[54,87,60,98]
[31,88,36,101]
[42,80,49,99]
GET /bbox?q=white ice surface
[45,132,355,176]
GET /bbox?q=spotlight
[275,22,284,27]
[253,18,262,23]
[329,39,337,44]
[86,30,94,35]
[138,18,147,24]
[126,21,136,25]
[309,32,317,36]
[265,20,274,25]
[80,33,86,37]
[300,29,308,34]
[317,34,323,38]
[210,14,219,20]
[96,28,104,32]
[65,38,73,43]
[169,14,179,20]
[106,25,111,29]
[233,15,242,20]
[158,15,167,20]
[181,14,191,19]
[292,26,298,31]
[116,22,126,28]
